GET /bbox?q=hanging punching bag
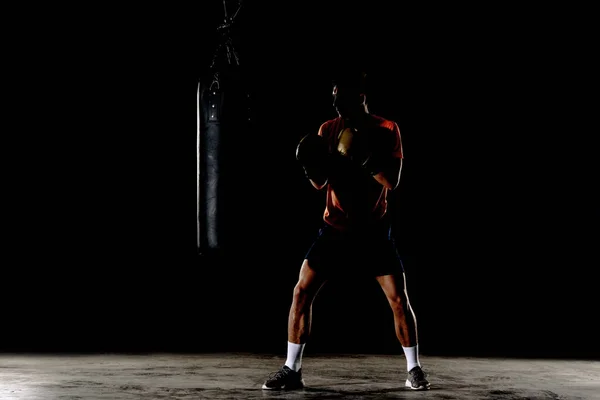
[199,83,224,251]
[198,2,250,254]
[199,75,249,253]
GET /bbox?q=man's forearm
[372,172,399,190]
[371,159,402,190]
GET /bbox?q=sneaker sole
[405,379,431,390]
[262,381,305,390]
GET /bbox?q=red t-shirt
[317,114,403,231]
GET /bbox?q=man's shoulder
[319,117,343,136]
[369,114,397,130]
[320,116,342,129]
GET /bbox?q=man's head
[331,70,369,120]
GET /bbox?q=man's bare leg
[286,260,326,369]
[262,260,326,390]
[376,273,418,349]
[376,272,430,390]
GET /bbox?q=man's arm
[372,158,402,190]
[363,122,404,190]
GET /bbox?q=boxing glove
[336,127,383,175]
[296,134,329,182]
[337,126,396,176]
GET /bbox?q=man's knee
[293,260,323,303]
[388,293,409,310]
[292,284,309,302]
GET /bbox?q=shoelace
[268,368,290,381]
[410,368,427,380]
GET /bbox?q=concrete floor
[0,353,598,399]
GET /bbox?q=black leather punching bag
[198,3,250,254]
[199,83,223,251]
[198,76,250,254]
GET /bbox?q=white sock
[402,344,421,371]
[284,341,305,372]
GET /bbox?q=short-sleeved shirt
[317,114,403,231]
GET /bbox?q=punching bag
[198,2,250,254]
[198,82,223,251]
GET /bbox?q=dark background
[2,1,596,360]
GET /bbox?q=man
[262,70,430,391]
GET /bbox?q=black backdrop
[2,1,596,360]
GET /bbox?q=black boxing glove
[296,134,330,183]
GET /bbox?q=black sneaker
[405,366,431,390]
[262,365,305,390]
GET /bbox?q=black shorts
[304,220,404,278]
